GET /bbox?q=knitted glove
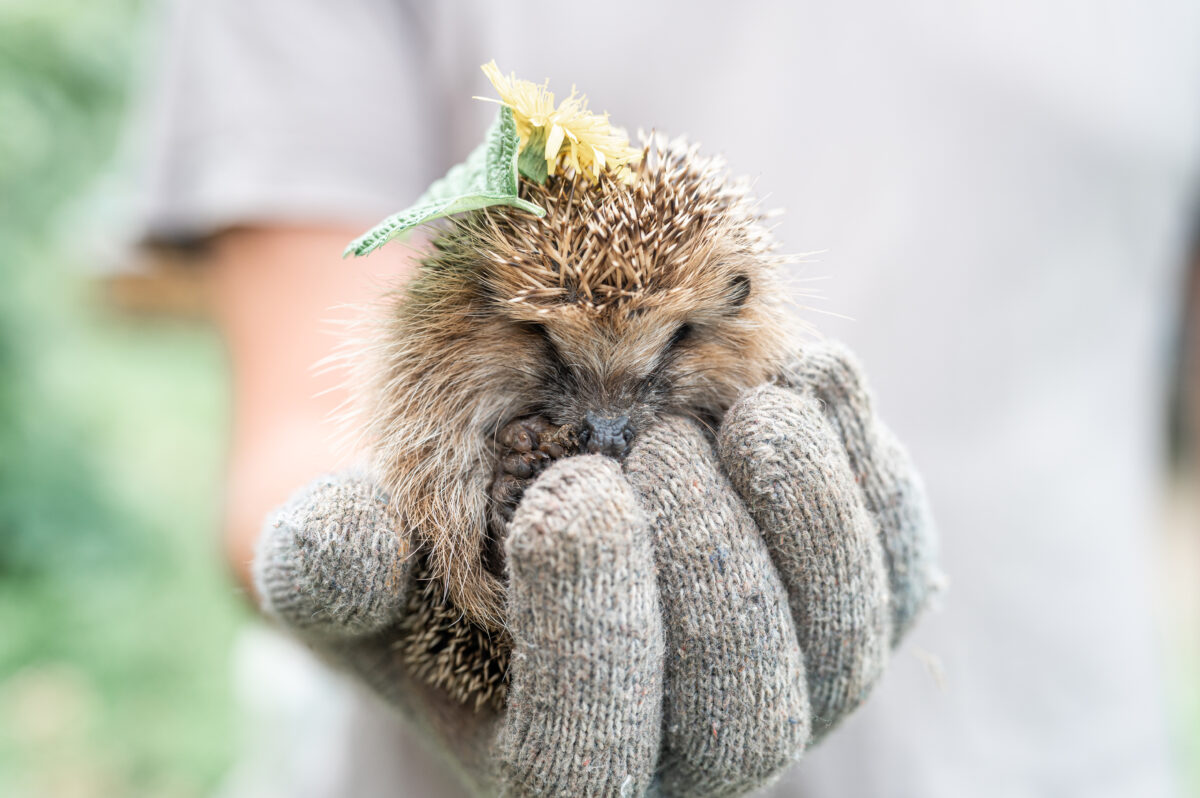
[253,341,939,797]
[256,458,662,796]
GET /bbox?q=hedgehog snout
[579,410,636,458]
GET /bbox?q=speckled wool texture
[719,384,891,739]
[254,340,940,797]
[623,418,810,797]
[778,344,940,645]
[497,457,663,796]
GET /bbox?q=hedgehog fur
[356,136,797,707]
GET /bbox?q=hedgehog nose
[580,411,635,458]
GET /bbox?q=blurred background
[1,1,1198,797]
[0,2,241,796]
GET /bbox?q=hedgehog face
[488,267,762,457]
[362,139,795,631]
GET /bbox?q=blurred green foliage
[0,2,244,796]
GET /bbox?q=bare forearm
[203,225,413,598]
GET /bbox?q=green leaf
[517,126,550,184]
[344,106,546,258]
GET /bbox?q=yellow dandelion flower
[479,61,555,144]
[479,61,641,182]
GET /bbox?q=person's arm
[204,225,412,597]
[130,0,449,600]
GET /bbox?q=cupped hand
[253,340,939,797]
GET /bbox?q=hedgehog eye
[728,275,752,309]
[667,323,693,350]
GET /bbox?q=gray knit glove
[253,341,939,797]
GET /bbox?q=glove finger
[255,471,412,638]
[625,418,809,797]
[719,385,890,739]
[780,341,940,644]
[496,455,663,797]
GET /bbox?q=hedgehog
[360,137,797,710]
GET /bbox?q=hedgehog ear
[728,274,752,309]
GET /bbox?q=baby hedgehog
[362,138,795,709]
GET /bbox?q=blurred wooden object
[101,243,212,318]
